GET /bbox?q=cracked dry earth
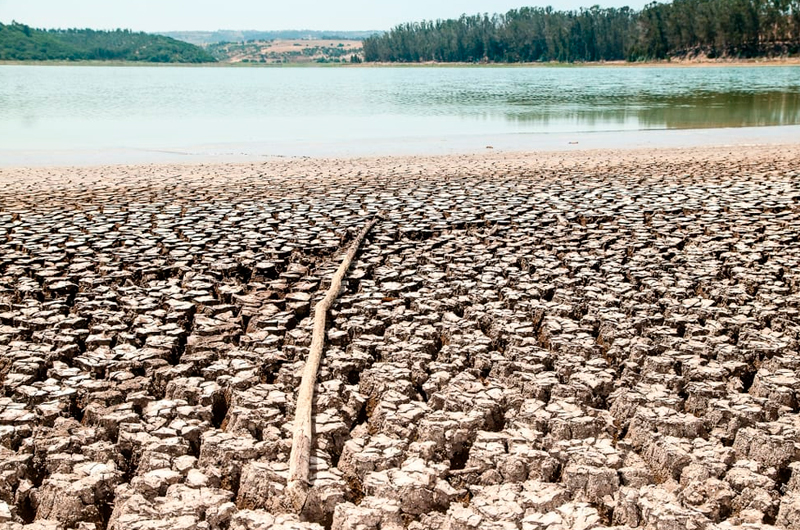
[1,146,800,530]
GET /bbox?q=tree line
[362,0,800,63]
[0,22,216,62]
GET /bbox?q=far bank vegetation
[362,0,800,63]
[0,22,216,62]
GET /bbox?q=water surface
[1,65,799,164]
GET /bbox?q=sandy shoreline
[2,140,799,179]
[1,142,800,529]
[3,124,800,169]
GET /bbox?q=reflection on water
[643,91,800,128]
[501,91,800,129]
[0,65,798,152]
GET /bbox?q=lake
[2,64,800,165]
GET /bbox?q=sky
[0,0,653,32]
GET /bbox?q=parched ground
[1,145,800,530]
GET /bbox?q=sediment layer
[1,145,800,529]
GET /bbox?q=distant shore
[356,56,800,68]
[3,56,800,68]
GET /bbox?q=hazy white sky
[0,0,652,32]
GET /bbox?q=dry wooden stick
[286,217,378,513]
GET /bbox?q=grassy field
[207,38,363,64]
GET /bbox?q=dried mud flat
[1,145,800,530]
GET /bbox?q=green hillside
[0,22,216,62]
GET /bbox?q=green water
[1,65,799,160]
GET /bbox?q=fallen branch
[286,217,378,513]
[447,467,484,476]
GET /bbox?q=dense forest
[0,22,216,62]
[362,0,800,62]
